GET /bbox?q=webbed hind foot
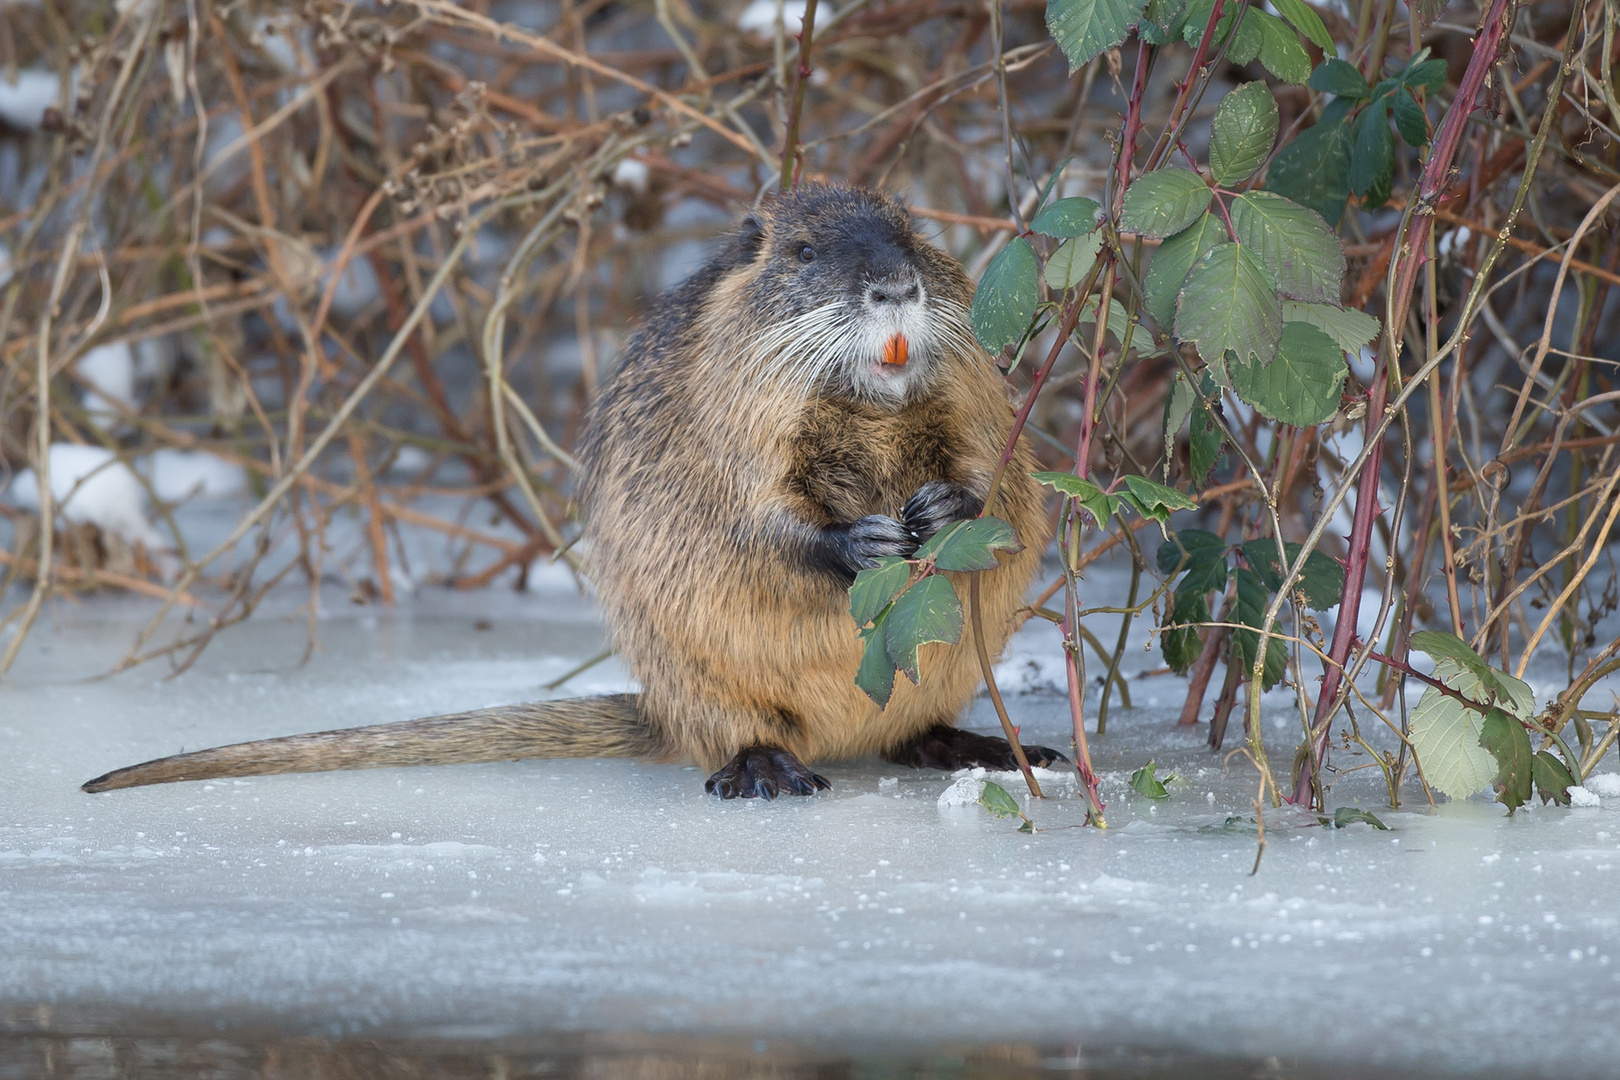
[885,724,1067,771]
[705,746,831,800]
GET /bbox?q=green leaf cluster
[1270,51,1448,218]
[1144,0,1323,84]
[1406,632,1577,812]
[1126,83,1370,429]
[848,518,1022,707]
[1163,371,1225,489]
[1155,529,1344,687]
[1129,760,1176,799]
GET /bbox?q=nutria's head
[715,184,980,406]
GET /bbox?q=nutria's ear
[737,215,765,259]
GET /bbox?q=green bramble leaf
[1224,10,1264,67]
[1270,0,1333,50]
[1209,82,1279,187]
[856,609,897,707]
[1137,0,1185,44]
[1163,372,1224,486]
[971,236,1039,352]
[1480,707,1534,813]
[1281,301,1380,354]
[1175,242,1283,368]
[1121,168,1214,239]
[1046,0,1151,70]
[1159,527,1229,597]
[1241,539,1344,609]
[1330,807,1389,829]
[1231,568,1288,689]
[1030,196,1102,238]
[1265,116,1352,225]
[1404,57,1448,92]
[1122,475,1198,516]
[1393,87,1430,146]
[1533,750,1575,806]
[1130,760,1173,799]
[1407,657,1537,801]
[1310,58,1372,99]
[1144,213,1227,328]
[1228,191,1345,304]
[1161,590,1208,673]
[1044,232,1104,291]
[1408,631,1514,701]
[884,575,964,685]
[915,516,1022,572]
[1253,10,1312,84]
[978,779,1023,817]
[1032,470,1117,527]
[849,556,911,628]
[1228,321,1347,426]
[1350,99,1394,206]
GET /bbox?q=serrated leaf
[1209,82,1279,186]
[1350,99,1394,204]
[1270,0,1333,50]
[1404,57,1448,91]
[1480,707,1534,812]
[1189,371,1224,485]
[979,779,1023,817]
[1281,301,1380,353]
[1144,213,1227,328]
[1229,321,1347,426]
[1033,470,1117,527]
[1408,631,1511,702]
[1161,589,1208,673]
[1265,117,1352,225]
[1130,761,1171,799]
[1228,191,1344,304]
[1310,58,1371,99]
[849,556,911,627]
[1232,567,1288,689]
[1254,10,1312,84]
[1393,87,1429,146]
[1331,807,1389,829]
[1123,475,1198,517]
[1175,242,1282,367]
[1533,750,1575,806]
[1241,539,1343,609]
[1047,0,1151,70]
[1031,196,1102,238]
[856,609,897,707]
[1138,0,1185,44]
[1412,0,1444,27]
[1409,659,1499,799]
[1044,232,1103,291]
[1164,372,1195,474]
[1156,527,1228,587]
[884,574,964,685]
[1225,10,1263,66]
[1121,168,1214,239]
[1175,0,1215,43]
[916,516,1022,572]
[971,236,1039,352]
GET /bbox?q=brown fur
[82,185,1048,794]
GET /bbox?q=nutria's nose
[867,277,922,306]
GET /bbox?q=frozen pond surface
[5,564,1620,1079]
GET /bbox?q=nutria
[82,184,1059,800]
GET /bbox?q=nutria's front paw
[706,746,831,800]
[902,481,983,544]
[848,514,917,565]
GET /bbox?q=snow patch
[0,69,61,130]
[142,448,248,501]
[77,342,138,428]
[738,0,809,35]
[1568,786,1602,808]
[1583,773,1620,798]
[4,443,168,556]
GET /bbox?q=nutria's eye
[798,245,816,263]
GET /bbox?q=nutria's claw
[884,723,1068,771]
[706,746,832,800]
[848,514,917,563]
[902,481,983,544]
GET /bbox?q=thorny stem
[778,0,821,189]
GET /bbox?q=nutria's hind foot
[706,746,832,800]
[885,724,1068,771]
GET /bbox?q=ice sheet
[4,575,1620,1078]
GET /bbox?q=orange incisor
[882,333,909,366]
